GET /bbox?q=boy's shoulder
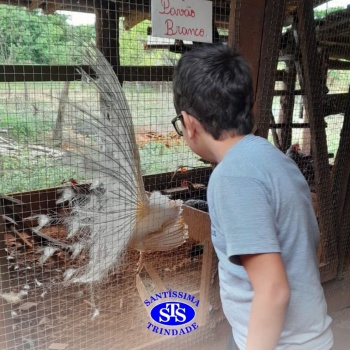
[218,135,289,175]
[214,134,309,196]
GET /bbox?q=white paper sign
[151,0,213,43]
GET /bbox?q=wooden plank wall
[0,208,15,350]
[297,0,338,280]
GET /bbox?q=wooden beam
[270,112,281,148]
[320,40,350,48]
[328,45,350,61]
[318,13,350,34]
[0,65,293,84]
[297,0,338,267]
[0,65,94,82]
[227,0,267,97]
[275,89,304,96]
[328,59,350,70]
[336,181,350,276]
[269,122,310,129]
[279,54,297,152]
[294,17,313,154]
[0,65,175,82]
[227,0,239,51]
[324,93,348,115]
[0,65,347,119]
[275,70,286,81]
[5,167,212,213]
[285,1,329,16]
[254,0,286,138]
[120,66,174,82]
[331,88,350,276]
[27,0,96,12]
[95,0,120,79]
[320,48,330,112]
[197,239,213,327]
[0,207,16,350]
[320,261,338,283]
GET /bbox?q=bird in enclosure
[184,199,208,213]
[38,45,188,283]
[285,142,315,187]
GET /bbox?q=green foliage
[328,70,350,93]
[0,154,79,193]
[0,140,201,193]
[314,7,344,19]
[0,5,95,64]
[119,19,179,66]
[0,5,177,66]
[138,141,204,175]
[0,112,55,143]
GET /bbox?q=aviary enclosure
[0,0,349,349]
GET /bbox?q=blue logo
[150,302,196,326]
[144,290,200,336]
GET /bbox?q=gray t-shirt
[207,134,333,350]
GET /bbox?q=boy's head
[173,44,254,140]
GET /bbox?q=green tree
[0,5,95,64]
[0,5,176,66]
[314,6,344,19]
[119,19,179,66]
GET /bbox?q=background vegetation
[0,5,178,66]
[0,5,346,193]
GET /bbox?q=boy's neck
[210,134,247,163]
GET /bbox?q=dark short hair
[173,44,254,140]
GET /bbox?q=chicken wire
[0,1,225,350]
[257,0,350,296]
[1,1,350,350]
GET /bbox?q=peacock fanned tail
[56,45,187,283]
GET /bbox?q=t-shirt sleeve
[213,175,281,265]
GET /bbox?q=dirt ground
[3,222,228,350]
[332,307,350,350]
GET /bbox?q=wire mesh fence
[0,0,349,349]
[0,1,223,350]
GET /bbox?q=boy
[172,44,333,350]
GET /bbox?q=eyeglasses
[172,114,184,136]
[172,113,201,136]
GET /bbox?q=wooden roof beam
[318,12,350,34]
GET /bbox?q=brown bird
[286,142,315,187]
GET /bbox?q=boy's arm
[240,253,290,350]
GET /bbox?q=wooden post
[297,47,329,155]
[297,0,338,280]
[227,0,267,99]
[294,59,312,154]
[254,0,287,138]
[331,88,350,276]
[270,113,281,148]
[0,206,15,350]
[197,239,213,327]
[95,0,121,82]
[278,58,297,152]
[292,23,312,155]
[53,81,70,146]
[336,179,350,277]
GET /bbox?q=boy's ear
[182,111,197,139]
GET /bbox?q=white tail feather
[54,45,187,283]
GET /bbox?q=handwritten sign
[151,0,213,43]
